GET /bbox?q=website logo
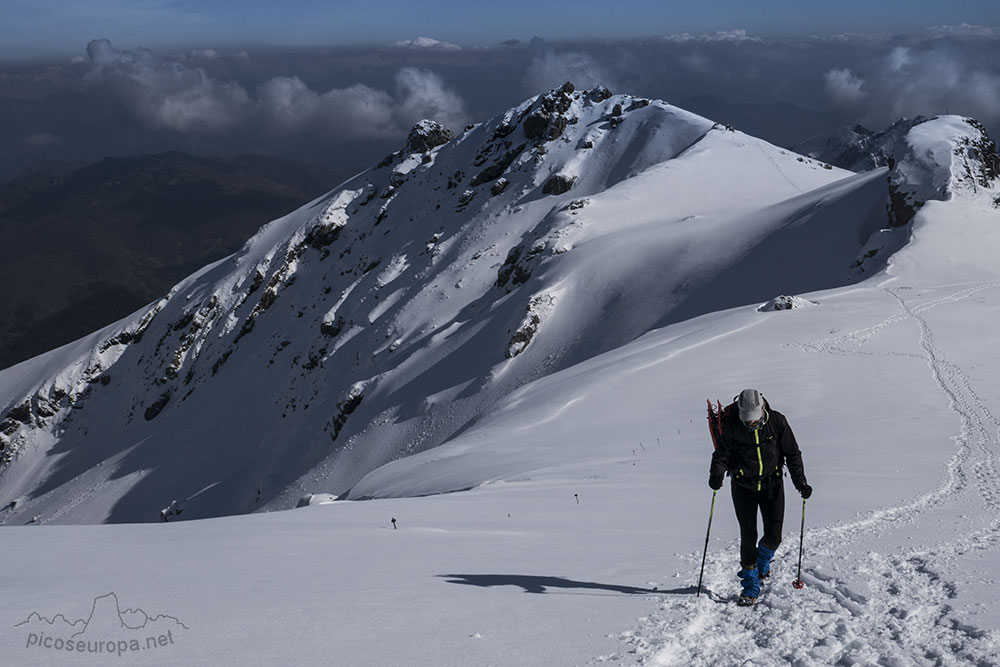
[16,592,188,658]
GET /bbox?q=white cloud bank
[82,39,468,138]
[825,42,1000,125]
[391,37,461,50]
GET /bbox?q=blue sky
[3,0,1000,60]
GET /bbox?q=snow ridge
[0,86,970,525]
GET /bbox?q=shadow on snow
[439,574,692,596]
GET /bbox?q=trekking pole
[792,498,806,589]
[696,490,717,597]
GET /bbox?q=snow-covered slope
[2,101,1000,665]
[0,84,883,525]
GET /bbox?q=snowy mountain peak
[794,116,928,173]
[887,115,1000,226]
[0,85,895,524]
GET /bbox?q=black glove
[799,484,813,500]
[709,475,723,491]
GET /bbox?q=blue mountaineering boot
[757,540,776,583]
[737,566,761,606]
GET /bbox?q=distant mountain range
[0,153,344,370]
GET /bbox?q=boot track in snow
[608,281,1000,666]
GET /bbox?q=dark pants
[731,481,784,568]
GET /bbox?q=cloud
[84,39,249,132]
[922,24,998,40]
[664,29,762,44]
[391,37,461,50]
[824,68,867,105]
[392,68,468,131]
[255,68,467,140]
[256,76,395,138]
[825,42,1000,126]
[79,40,468,139]
[524,51,615,93]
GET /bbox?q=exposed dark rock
[321,317,345,337]
[470,143,527,186]
[330,389,364,441]
[35,399,57,419]
[547,115,567,141]
[1,418,20,437]
[8,402,31,424]
[958,118,1000,188]
[589,86,613,102]
[144,391,171,421]
[376,152,399,169]
[506,294,555,359]
[302,347,327,370]
[887,181,921,228]
[491,178,510,197]
[523,110,550,140]
[611,103,623,117]
[542,174,576,195]
[211,350,232,375]
[406,120,454,153]
[306,223,343,250]
[493,120,517,140]
[457,189,476,211]
[497,240,547,289]
[171,311,196,332]
[506,313,541,359]
[541,90,573,115]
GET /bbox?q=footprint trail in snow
[609,281,1000,666]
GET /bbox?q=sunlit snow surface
[2,105,999,665]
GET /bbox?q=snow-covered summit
[887,115,1000,226]
[0,84,934,524]
[796,114,1000,227]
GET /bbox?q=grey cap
[737,389,763,422]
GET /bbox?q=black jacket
[709,401,807,494]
